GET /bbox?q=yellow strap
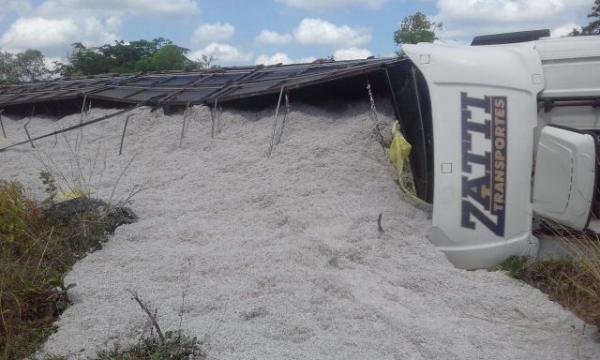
[387,121,429,207]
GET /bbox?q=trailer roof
[0,57,404,108]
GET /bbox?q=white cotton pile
[0,103,597,359]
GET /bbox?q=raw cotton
[0,103,597,360]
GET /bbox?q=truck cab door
[533,126,596,230]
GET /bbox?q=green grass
[0,179,111,359]
[96,331,206,360]
[42,332,205,360]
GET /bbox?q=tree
[59,43,112,77]
[15,50,48,82]
[584,0,600,34]
[0,52,19,84]
[0,49,50,84]
[57,38,199,77]
[571,0,600,35]
[394,12,441,46]
[135,45,192,72]
[200,54,215,69]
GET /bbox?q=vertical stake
[275,91,290,146]
[52,131,58,148]
[217,105,223,134]
[119,114,134,156]
[0,109,6,138]
[211,98,219,138]
[267,87,285,157]
[76,94,88,152]
[79,94,88,124]
[179,102,191,147]
[24,105,36,149]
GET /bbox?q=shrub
[0,181,41,246]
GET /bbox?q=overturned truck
[1,31,599,269]
[403,33,600,269]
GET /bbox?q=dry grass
[495,225,600,328]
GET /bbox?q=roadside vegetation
[0,174,204,359]
[0,176,111,359]
[494,233,600,328]
[43,291,207,360]
[1,38,217,84]
[92,291,207,360]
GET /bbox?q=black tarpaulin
[0,58,404,108]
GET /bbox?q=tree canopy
[583,0,600,34]
[0,38,214,84]
[58,38,201,77]
[394,12,441,46]
[0,49,49,84]
[571,0,600,35]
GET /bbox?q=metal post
[217,105,223,134]
[1,105,138,152]
[79,94,88,124]
[76,94,88,151]
[0,109,6,138]
[267,87,285,157]
[119,114,134,156]
[275,91,290,146]
[24,120,35,148]
[211,98,219,138]
[179,102,191,147]
[24,105,36,149]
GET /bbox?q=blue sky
[0,0,595,66]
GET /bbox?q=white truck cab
[402,34,600,269]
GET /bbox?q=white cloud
[275,0,387,10]
[255,53,319,66]
[192,22,235,44]
[1,17,78,50]
[0,0,199,56]
[438,0,588,24]
[36,0,200,17]
[256,30,293,44]
[334,47,372,60]
[436,0,592,42]
[293,18,371,47]
[190,42,253,65]
[298,56,317,63]
[0,16,118,53]
[44,55,65,71]
[552,22,581,37]
[105,15,122,30]
[81,16,120,44]
[255,53,293,65]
